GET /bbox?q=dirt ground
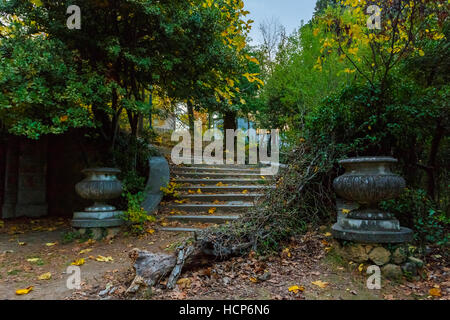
[0,217,448,300]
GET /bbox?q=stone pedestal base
[332,223,413,243]
[72,211,124,228]
[333,199,413,243]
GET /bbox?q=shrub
[121,191,156,235]
[381,189,449,246]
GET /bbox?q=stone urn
[332,157,413,243]
[72,168,124,228]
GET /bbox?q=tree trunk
[426,119,445,200]
[187,101,195,138]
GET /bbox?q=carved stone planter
[332,157,413,243]
[72,168,124,228]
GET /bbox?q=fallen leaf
[288,285,305,294]
[208,208,217,215]
[71,258,85,266]
[45,242,57,247]
[147,229,155,234]
[342,209,351,214]
[358,264,364,272]
[242,190,249,194]
[18,242,26,246]
[15,286,33,295]
[96,255,113,262]
[27,258,40,263]
[312,280,329,288]
[249,277,259,283]
[38,272,52,280]
[0,220,4,228]
[79,248,92,255]
[429,287,441,297]
[176,278,192,289]
[281,247,291,258]
[324,232,332,237]
[197,189,202,194]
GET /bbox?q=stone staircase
[160,163,275,233]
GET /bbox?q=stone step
[172,166,260,173]
[174,178,268,185]
[159,227,201,233]
[167,203,253,212]
[178,193,263,202]
[180,163,266,169]
[173,172,272,179]
[176,185,275,193]
[166,215,239,224]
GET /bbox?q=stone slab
[332,223,413,243]
[141,156,170,214]
[167,215,239,224]
[73,211,122,220]
[72,218,124,228]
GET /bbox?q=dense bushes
[381,189,449,246]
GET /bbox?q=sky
[243,0,317,45]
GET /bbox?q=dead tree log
[126,243,213,294]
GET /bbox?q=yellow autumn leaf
[324,232,332,237]
[188,190,195,194]
[242,190,248,194]
[71,258,85,266]
[176,278,192,288]
[312,280,329,288]
[147,229,155,235]
[213,200,221,204]
[197,189,202,194]
[79,248,92,254]
[18,242,26,246]
[429,287,441,297]
[249,277,259,283]
[282,247,292,258]
[208,208,217,215]
[418,49,425,56]
[96,255,113,262]
[45,242,57,247]
[38,272,52,280]
[342,209,351,214]
[0,220,4,228]
[288,285,305,293]
[15,286,33,295]
[174,199,187,204]
[358,264,364,272]
[31,0,43,7]
[27,258,40,263]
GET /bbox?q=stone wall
[0,131,103,219]
[332,240,424,280]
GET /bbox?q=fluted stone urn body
[332,157,413,243]
[72,168,124,228]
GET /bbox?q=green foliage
[258,20,353,134]
[0,25,102,139]
[381,189,449,246]
[121,190,156,235]
[61,229,94,244]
